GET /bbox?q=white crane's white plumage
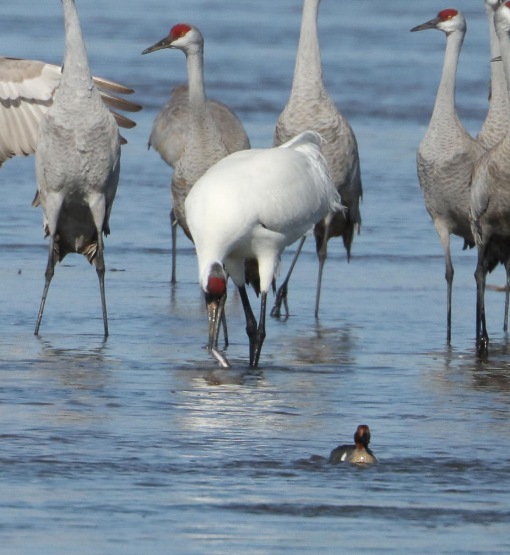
[412,8,486,345]
[33,0,124,336]
[470,1,510,358]
[0,56,141,168]
[185,131,343,368]
[270,0,362,320]
[143,24,250,283]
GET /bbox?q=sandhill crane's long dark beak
[491,55,503,63]
[142,36,174,55]
[410,17,441,32]
[205,292,230,368]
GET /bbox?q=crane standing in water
[143,24,250,284]
[270,0,362,320]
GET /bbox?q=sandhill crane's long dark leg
[35,234,57,336]
[95,232,109,337]
[475,242,489,359]
[435,222,454,344]
[315,217,332,319]
[270,236,306,319]
[239,286,267,368]
[170,209,177,284]
[504,260,510,332]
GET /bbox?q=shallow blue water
[1,1,510,554]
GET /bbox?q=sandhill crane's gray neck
[430,30,464,126]
[60,0,94,92]
[291,0,324,99]
[185,46,207,117]
[495,17,510,157]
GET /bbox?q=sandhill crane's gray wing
[149,84,250,169]
[0,57,141,167]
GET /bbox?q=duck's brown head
[354,425,371,448]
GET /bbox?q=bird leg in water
[505,259,510,332]
[315,216,332,319]
[239,286,267,368]
[475,247,489,359]
[95,233,109,338]
[270,235,307,319]
[35,234,57,335]
[170,209,177,284]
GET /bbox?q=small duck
[329,425,378,465]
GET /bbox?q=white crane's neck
[430,30,464,125]
[291,0,324,99]
[60,0,94,91]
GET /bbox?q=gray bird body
[271,0,362,318]
[34,0,121,336]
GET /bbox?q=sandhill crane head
[142,24,204,56]
[410,9,466,35]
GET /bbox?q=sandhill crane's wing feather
[0,57,140,166]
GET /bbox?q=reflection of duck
[329,425,378,464]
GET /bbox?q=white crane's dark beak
[142,36,174,55]
[410,16,441,33]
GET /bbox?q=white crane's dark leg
[95,232,109,337]
[315,217,332,319]
[170,209,177,284]
[435,222,454,345]
[35,235,57,336]
[251,292,268,368]
[238,285,263,367]
[270,236,306,319]
[475,243,489,359]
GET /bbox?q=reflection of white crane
[0,57,140,168]
[33,0,135,336]
[185,131,343,368]
[471,2,510,358]
[412,9,485,345]
[143,24,250,283]
[270,0,362,320]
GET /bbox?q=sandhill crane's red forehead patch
[506,1,510,8]
[170,24,192,40]
[438,9,458,21]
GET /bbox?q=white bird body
[271,0,362,319]
[0,56,140,168]
[143,24,250,282]
[185,131,342,367]
[412,8,486,344]
[470,2,510,357]
[34,0,121,336]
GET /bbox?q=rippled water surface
[1,1,510,553]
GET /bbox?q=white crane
[185,131,343,368]
[0,57,141,168]
[270,0,362,320]
[412,9,486,345]
[33,0,125,336]
[143,24,250,283]
[470,1,510,358]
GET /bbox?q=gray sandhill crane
[412,9,486,345]
[0,57,141,168]
[470,1,510,358]
[185,132,343,368]
[270,0,362,320]
[33,0,127,336]
[143,24,250,283]
[477,0,508,150]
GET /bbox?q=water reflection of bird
[470,2,510,358]
[412,9,486,345]
[0,58,140,168]
[185,131,343,368]
[34,0,127,337]
[143,24,250,284]
[329,424,378,464]
[270,0,362,320]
